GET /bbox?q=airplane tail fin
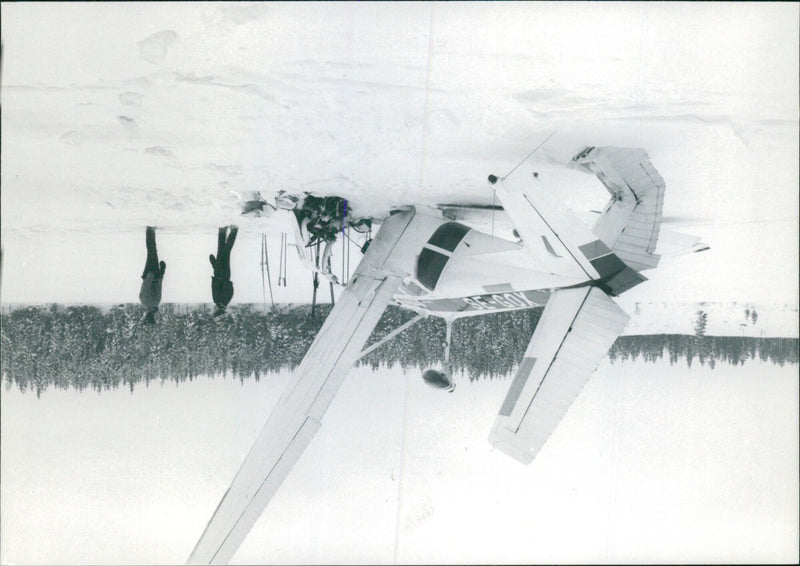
[570,147,665,272]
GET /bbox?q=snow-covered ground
[2,360,798,565]
[621,301,798,338]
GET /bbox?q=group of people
[138,191,374,322]
[139,225,238,323]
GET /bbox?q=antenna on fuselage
[495,129,558,183]
[487,130,557,236]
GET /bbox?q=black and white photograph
[1,2,798,564]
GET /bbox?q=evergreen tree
[1,305,797,394]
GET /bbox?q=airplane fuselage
[389,208,590,318]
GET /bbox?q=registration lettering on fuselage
[414,289,550,313]
[463,291,537,310]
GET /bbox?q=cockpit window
[426,222,470,252]
[416,248,449,291]
[401,281,428,296]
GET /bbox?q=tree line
[1,304,797,396]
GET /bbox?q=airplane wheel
[422,369,455,392]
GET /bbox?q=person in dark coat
[210,225,238,317]
[139,226,166,324]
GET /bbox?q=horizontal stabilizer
[489,286,629,464]
[657,228,710,257]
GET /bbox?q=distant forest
[1,304,797,396]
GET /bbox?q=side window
[426,222,470,252]
[417,248,449,291]
[416,223,470,291]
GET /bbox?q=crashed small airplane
[188,146,707,564]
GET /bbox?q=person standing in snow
[210,225,238,317]
[139,226,166,324]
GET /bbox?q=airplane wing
[493,174,603,281]
[493,168,646,296]
[489,285,629,464]
[188,209,415,565]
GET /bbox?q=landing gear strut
[354,313,456,393]
[422,317,455,392]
